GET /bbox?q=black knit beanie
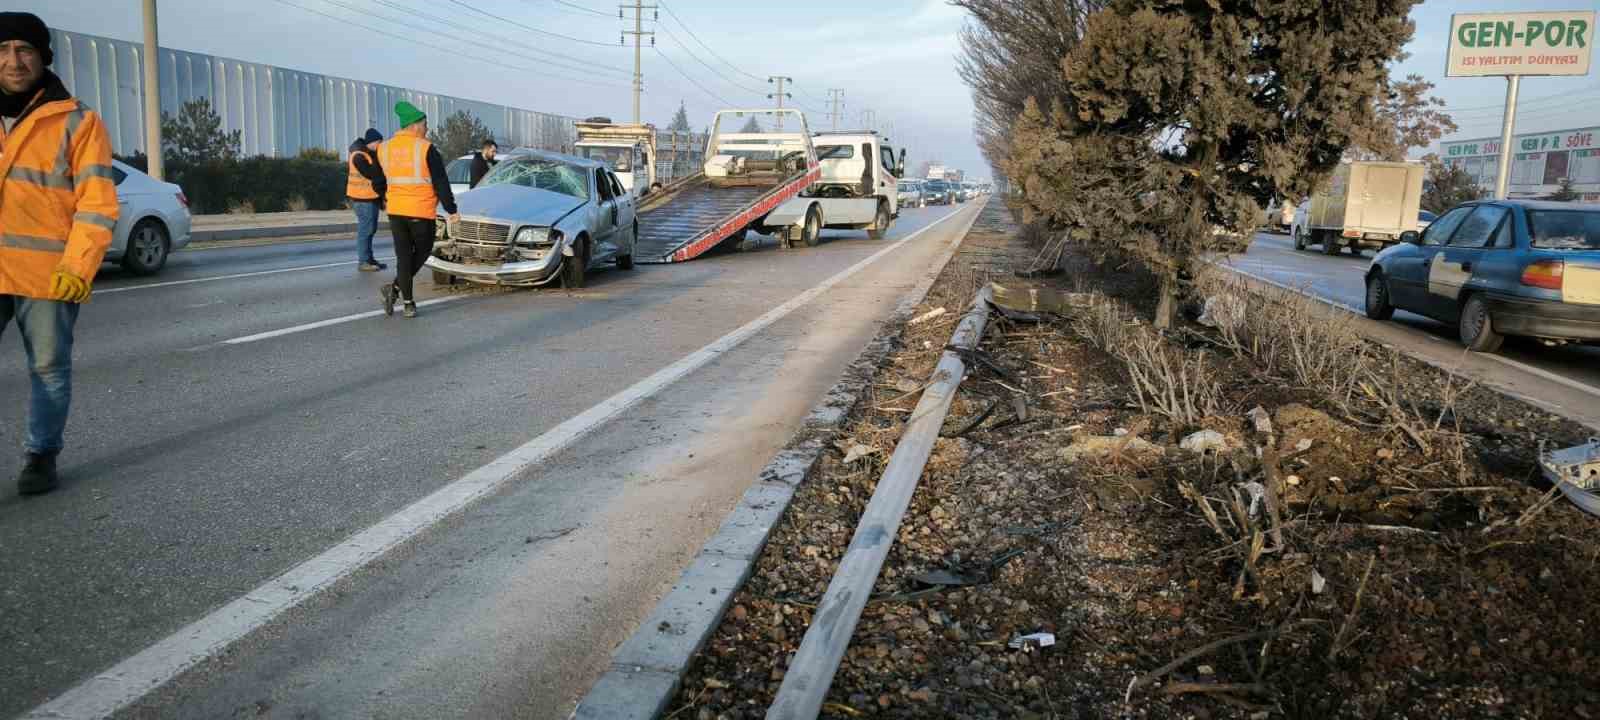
[0,12,53,66]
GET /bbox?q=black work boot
[17,453,60,496]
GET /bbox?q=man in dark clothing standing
[377,101,457,319]
[468,138,497,188]
[347,127,387,271]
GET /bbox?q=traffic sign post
[1446,11,1595,198]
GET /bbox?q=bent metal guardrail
[767,285,994,719]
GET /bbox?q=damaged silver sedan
[428,150,638,288]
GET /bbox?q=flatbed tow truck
[632,109,821,264]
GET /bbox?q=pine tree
[428,110,493,162]
[161,98,241,165]
[669,102,693,133]
[1005,0,1417,327]
[1420,156,1482,213]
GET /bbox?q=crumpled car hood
[458,184,585,225]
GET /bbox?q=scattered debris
[839,442,879,465]
[1540,438,1600,516]
[1247,406,1273,435]
[1007,632,1057,651]
[909,307,947,325]
[1180,429,1234,455]
[1311,568,1327,594]
[1196,292,1245,331]
[1059,434,1163,463]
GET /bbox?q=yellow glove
[48,269,92,304]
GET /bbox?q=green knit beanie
[395,101,426,127]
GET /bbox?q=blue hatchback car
[1364,200,1600,352]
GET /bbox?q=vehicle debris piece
[1311,568,1327,595]
[989,282,1097,315]
[841,443,879,465]
[1539,438,1600,517]
[1180,429,1233,455]
[1007,632,1056,651]
[1247,406,1274,435]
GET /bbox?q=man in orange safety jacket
[0,12,119,495]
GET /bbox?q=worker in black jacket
[346,128,388,271]
[468,138,497,188]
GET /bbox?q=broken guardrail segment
[766,285,994,720]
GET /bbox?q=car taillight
[1521,260,1564,290]
[176,192,189,208]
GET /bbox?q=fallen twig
[1327,554,1376,661]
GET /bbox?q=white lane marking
[220,295,470,345]
[1219,263,1600,400]
[97,256,397,295]
[24,203,980,720]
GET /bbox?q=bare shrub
[1072,296,1227,425]
[226,198,255,215]
[286,194,309,213]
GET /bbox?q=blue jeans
[0,295,79,455]
[353,200,380,263]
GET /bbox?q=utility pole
[826,88,844,131]
[767,76,792,130]
[620,2,656,125]
[141,0,163,180]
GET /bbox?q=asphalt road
[1222,231,1600,427]
[0,200,985,719]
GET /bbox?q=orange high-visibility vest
[347,148,379,201]
[378,128,437,219]
[0,83,119,300]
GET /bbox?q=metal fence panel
[47,28,578,158]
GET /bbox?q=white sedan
[108,160,192,275]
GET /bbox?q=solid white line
[220,294,469,345]
[1220,263,1600,399]
[24,203,980,720]
[97,256,397,295]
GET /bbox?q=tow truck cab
[574,118,658,197]
[791,131,905,237]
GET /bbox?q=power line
[1442,82,1600,113]
[274,0,628,90]
[547,0,611,18]
[654,24,765,99]
[443,0,616,47]
[365,0,630,77]
[656,1,766,83]
[651,46,734,108]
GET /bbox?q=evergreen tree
[1005,0,1417,327]
[428,110,493,162]
[161,98,241,165]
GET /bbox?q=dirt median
[664,203,1600,719]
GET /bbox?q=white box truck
[1290,161,1425,256]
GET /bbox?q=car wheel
[1459,294,1504,352]
[432,269,459,286]
[121,219,170,275]
[1292,226,1306,251]
[867,201,890,240]
[801,206,822,247]
[561,236,588,289]
[1364,273,1394,321]
[1321,231,1341,256]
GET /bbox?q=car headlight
[515,226,553,246]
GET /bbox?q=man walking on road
[377,101,458,319]
[348,127,388,272]
[468,137,497,189]
[0,12,118,495]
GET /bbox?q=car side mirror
[1400,230,1420,245]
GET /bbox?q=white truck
[630,108,821,262]
[1291,161,1425,256]
[574,118,657,197]
[764,130,905,241]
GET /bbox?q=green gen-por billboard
[1447,11,1595,77]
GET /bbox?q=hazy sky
[16,0,1600,176]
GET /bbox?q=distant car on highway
[1364,200,1600,352]
[427,149,637,289]
[897,180,925,208]
[923,179,954,205]
[109,159,192,275]
[1417,209,1436,231]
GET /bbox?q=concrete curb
[190,222,357,244]
[572,201,989,719]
